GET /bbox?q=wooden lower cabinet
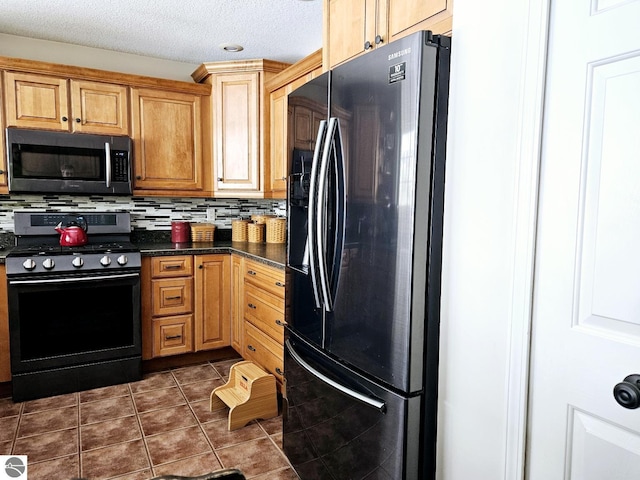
[142,254,230,359]
[242,259,286,389]
[231,254,245,354]
[194,254,231,351]
[0,265,10,382]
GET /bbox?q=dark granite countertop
[0,230,287,269]
[136,240,286,269]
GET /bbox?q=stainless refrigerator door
[284,332,421,480]
[325,32,441,394]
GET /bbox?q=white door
[527,0,640,478]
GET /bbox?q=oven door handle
[9,272,140,286]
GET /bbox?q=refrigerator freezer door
[284,332,421,480]
[325,33,441,394]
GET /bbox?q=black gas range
[6,211,142,402]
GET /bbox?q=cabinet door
[387,0,453,40]
[194,254,231,351]
[131,88,205,194]
[4,71,69,130]
[0,265,10,382]
[326,0,385,68]
[70,80,129,135]
[214,72,260,194]
[269,87,288,197]
[231,254,245,354]
[0,80,7,193]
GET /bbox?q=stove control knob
[42,258,55,270]
[117,255,128,266]
[72,257,84,268]
[100,255,112,267]
[22,258,36,271]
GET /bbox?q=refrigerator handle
[308,120,328,309]
[286,339,387,413]
[316,117,338,312]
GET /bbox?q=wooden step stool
[210,360,278,431]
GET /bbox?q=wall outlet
[206,208,216,222]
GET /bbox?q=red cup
[171,221,190,243]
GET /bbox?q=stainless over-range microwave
[6,128,133,195]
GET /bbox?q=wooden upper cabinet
[131,87,211,196]
[4,71,129,134]
[387,0,453,41]
[214,72,260,194]
[69,80,129,134]
[265,50,323,199]
[323,0,453,69]
[0,79,7,193]
[192,59,290,198]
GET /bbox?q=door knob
[613,374,640,409]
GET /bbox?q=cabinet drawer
[244,322,284,385]
[244,284,285,343]
[244,259,285,299]
[151,256,193,278]
[153,314,193,357]
[152,277,193,317]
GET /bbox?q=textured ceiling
[0,0,323,65]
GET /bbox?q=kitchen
[1,0,638,479]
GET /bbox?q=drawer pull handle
[165,334,182,340]
[166,295,182,300]
[247,303,257,309]
[247,270,257,276]
[163,265,183,270]
[276,367,284,375]
[248,344,256,352]
[275,319,287,327]
[275,281,285,287]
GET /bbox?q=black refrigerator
[284,31,451,480]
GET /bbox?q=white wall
[0,33,199,81]
[437,0,545,478]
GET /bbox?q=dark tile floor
[0,359,299,480]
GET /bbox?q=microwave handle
[104,142,111,188]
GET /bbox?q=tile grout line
[10,401,24,457]
[127,381,156,477]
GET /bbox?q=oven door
[8,270,141,375]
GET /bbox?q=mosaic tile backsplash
[0,195,287,232]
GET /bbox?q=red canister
[171,221,191,243]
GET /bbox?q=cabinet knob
[364,40,373,50]
[199,264,203,269]
[136,175,142,180]
[62,116,68,122]
[247,303,257,309]
[217,177,223,181]
[275,281,284,288]
[247,270,257,276]
[275,319,287,327]
[165,334,182,340]
[275,367,284,375]
[248,344,256,352]
[375,35,384,45]
[75,117,81,123]
[0,170,5,175]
